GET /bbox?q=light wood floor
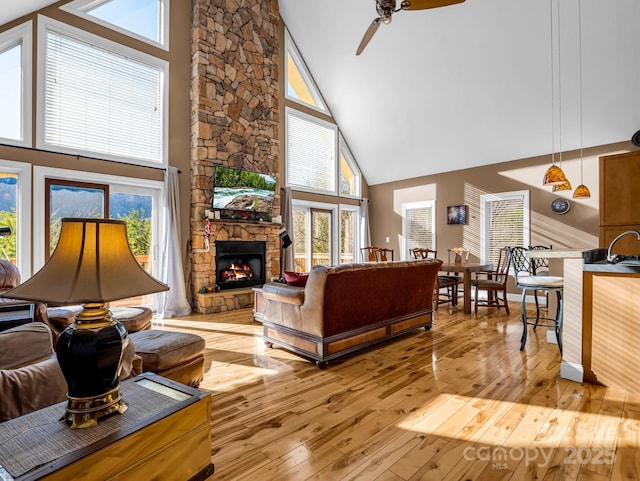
[159,304,640,481]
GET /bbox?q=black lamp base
[56,303,128,429]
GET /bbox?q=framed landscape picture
[447,205,467,225]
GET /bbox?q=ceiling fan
[356,0,465,55]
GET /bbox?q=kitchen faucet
[607,230,640,262]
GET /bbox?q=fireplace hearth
[215,240,266,290]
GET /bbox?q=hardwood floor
[159,305,639,481]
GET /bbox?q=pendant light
[543,0,569,187]
[573,0,591,199]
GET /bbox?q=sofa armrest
[263,283,305,306]
[0,323,55,370]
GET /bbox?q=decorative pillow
[283,271,309,287]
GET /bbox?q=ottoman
[128,329,205,387]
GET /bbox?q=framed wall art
[447,205,467,225]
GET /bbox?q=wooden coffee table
[0,373,214,481]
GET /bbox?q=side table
[0,373,214,481]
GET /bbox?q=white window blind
[482,191,529,266]
[404,201,435,259]
[286,109,336,193]
[42,26,164,164]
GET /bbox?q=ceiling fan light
[543,164,568,186]
[552,179,572,192]
[382,13,393,24]
[573,184,591,199]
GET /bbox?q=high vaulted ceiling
[5,1,640,186]
[279,0,640,185]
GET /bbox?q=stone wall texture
[191,0,280,313]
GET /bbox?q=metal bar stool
[507,247,564,353]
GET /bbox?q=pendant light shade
[552,179,572,192]
[573,184,591,199]
[543,164,569,186]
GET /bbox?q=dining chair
[378,248,394,261]
[446,247,470,301]
[410,248,458,310]
[471,247,510,314]
[507,246,564,353]
[361,246,379,262]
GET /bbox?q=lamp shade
[542,165,569,186]
[551,179,572,192]
[573,184,591,199]
[3,218,168,305]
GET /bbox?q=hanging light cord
[550,0,555,166]
[557,0,563,167]
[578,0,584,184]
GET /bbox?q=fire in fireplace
[215,240,266,290]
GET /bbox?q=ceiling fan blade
[401,0,464,10]
[356,17,382,56]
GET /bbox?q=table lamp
[1,218,169,428]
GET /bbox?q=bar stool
[507,247,563,353]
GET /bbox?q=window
[339,137,361,198]
[286,108,336,194]
[481,190,530,267]
[0,22,32,147]
[45,179,108,257]
[61,0,168,50]
[292,200,338,271]
[0,160,31,276]
[285,30,327,113]
[34,167,163,308]
[37,16,168,167]
[339,205,360,264]
[402,201,435,260]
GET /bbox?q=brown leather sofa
[261,258,442,368]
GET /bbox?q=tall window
[61,0,168,49]
[37,17,168,167]
[292,201,338,271]
[286,108,336,194]
[0,22,32,147]
[339,137,361,198]
[339,205,360,264]
[481,190,530,266]
[0,160,31,275]
[284,30,327,113]
[402,201,435,260]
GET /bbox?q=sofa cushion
[283,271,309,287]
[0,323,54,370]
[129,329,205,372]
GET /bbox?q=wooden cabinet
[599,151,640,254]
[583,271,640,392]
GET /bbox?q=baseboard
[560,361,584,383]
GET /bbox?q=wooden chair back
[361,246,379,262]
[448,247,470,264]
[410,248,437,259]
[377,248,394,261]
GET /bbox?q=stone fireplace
[190,0,280,314]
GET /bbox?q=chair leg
[533,291,540,329]
[555,290,563,355]
[520,289,528,351]
[503,288,510,314]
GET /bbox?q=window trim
[0,159,32,276]
[35,15,169,168]
[33,166,164,276]
[401,200,436,261]
[60,0,170,51]
[480,189,530,264]
[285,107,338,195]
[0,21,33,148]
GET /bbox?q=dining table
[438,261,494,314]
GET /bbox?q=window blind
[485,195,525,266]
[286,110,336,193]
[43,29,163,163]
[406,204,434,252]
